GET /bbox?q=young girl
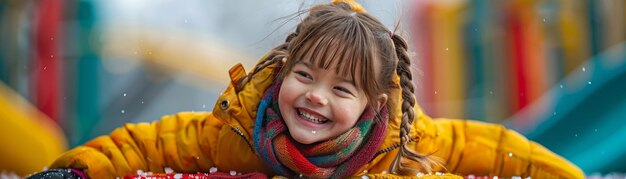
[29,0,583,178]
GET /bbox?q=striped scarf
[253,80,388,178]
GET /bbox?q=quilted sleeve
[49,112,223,178]
[415,118,584,178]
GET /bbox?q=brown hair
[246,2,441,175]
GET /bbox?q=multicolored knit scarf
[253,79,388,178]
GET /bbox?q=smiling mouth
[297,109,329,124]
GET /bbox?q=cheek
[278,77,300,108]
[334,101,366,124]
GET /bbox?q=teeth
[298,110,327,124]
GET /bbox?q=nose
[305,89,328,106]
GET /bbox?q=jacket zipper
[229,126,255,153]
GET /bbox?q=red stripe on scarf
[301,128,360,156]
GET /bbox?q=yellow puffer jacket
[50,61,584,178]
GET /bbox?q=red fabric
[282,136,318,175]
[124,172,267,179]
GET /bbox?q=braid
[389,34,444,175]
[393,34,415,141]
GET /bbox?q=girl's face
[278,60,369,144]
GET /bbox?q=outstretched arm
[414,117,584,178]
[46,112,222,178]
